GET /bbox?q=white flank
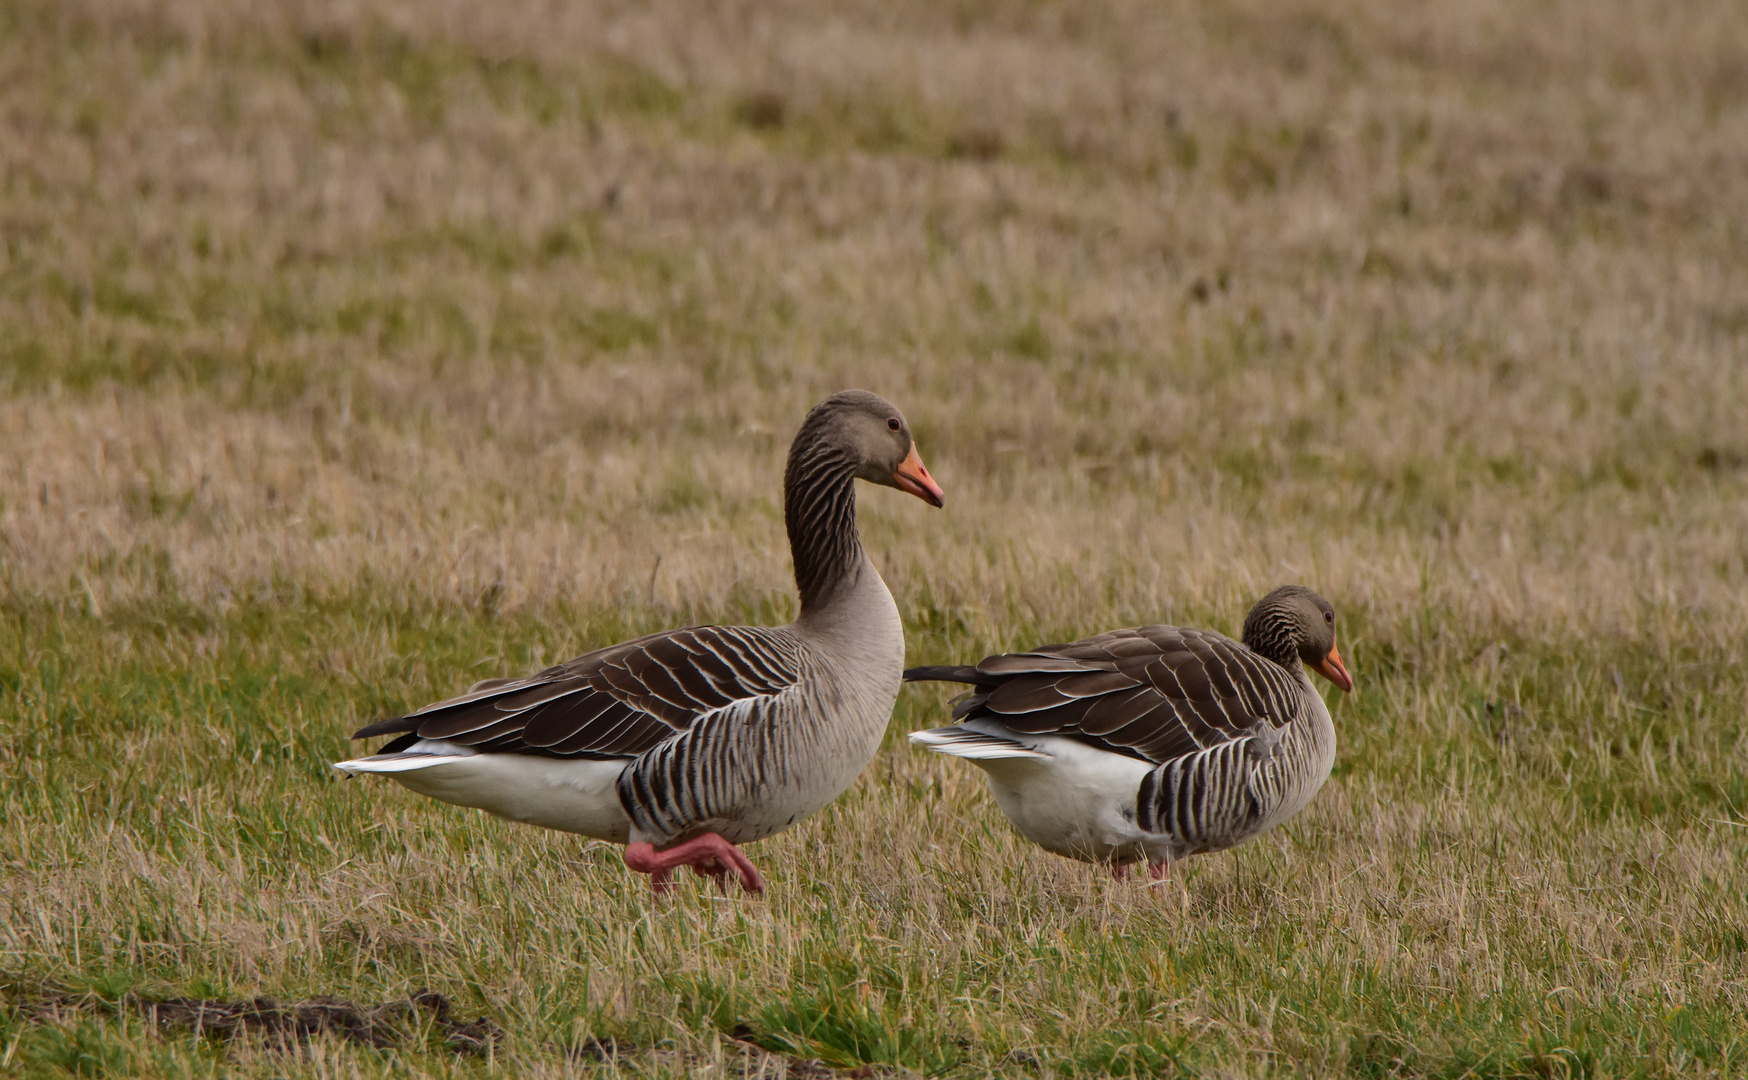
[926,722,1159,865]
[334,739,634,844]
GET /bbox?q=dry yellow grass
[1,0,1746,1075]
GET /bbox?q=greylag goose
[905,586,1351,879]
[334,390,944,894]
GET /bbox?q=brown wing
[353,625,805,759]
[918,625,1305,765]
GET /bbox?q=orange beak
[892,442,945,507]
[1314,642,1353,693]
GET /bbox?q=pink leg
[623,834,767,895]
[1108,861,1129,881]
[1148,860,1170,881]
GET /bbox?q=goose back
[929,625,1314,763]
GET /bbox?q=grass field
[3,0,1748,1075]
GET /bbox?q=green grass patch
[0,589,1744,1075]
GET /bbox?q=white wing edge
[909,727,1051,760]
[333,739,480,774]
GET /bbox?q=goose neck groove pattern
[1242,598,1304,671]
[784,442,863,616]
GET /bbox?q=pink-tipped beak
[1314,643,1353,693]
[892,443,944,507]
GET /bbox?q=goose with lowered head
[335,390,944,894]
[906,586,1351,881]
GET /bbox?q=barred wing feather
[353,625,804,760]
[914,626,1305,765]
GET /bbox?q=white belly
[368,747,634,843]
[966,729,1156,864]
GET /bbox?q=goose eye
[887,417,902,431]
[1324,611,1334,623]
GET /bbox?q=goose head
[797,390,944,507]
[1241,585,1353,692]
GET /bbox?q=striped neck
[784,441,864,615]
[1241,603,1302,673]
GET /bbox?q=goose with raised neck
[335,390,943,895]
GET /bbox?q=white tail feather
[909,727,1050,759]
[333,753,473,775]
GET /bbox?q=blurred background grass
[1,0,1746,1075]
